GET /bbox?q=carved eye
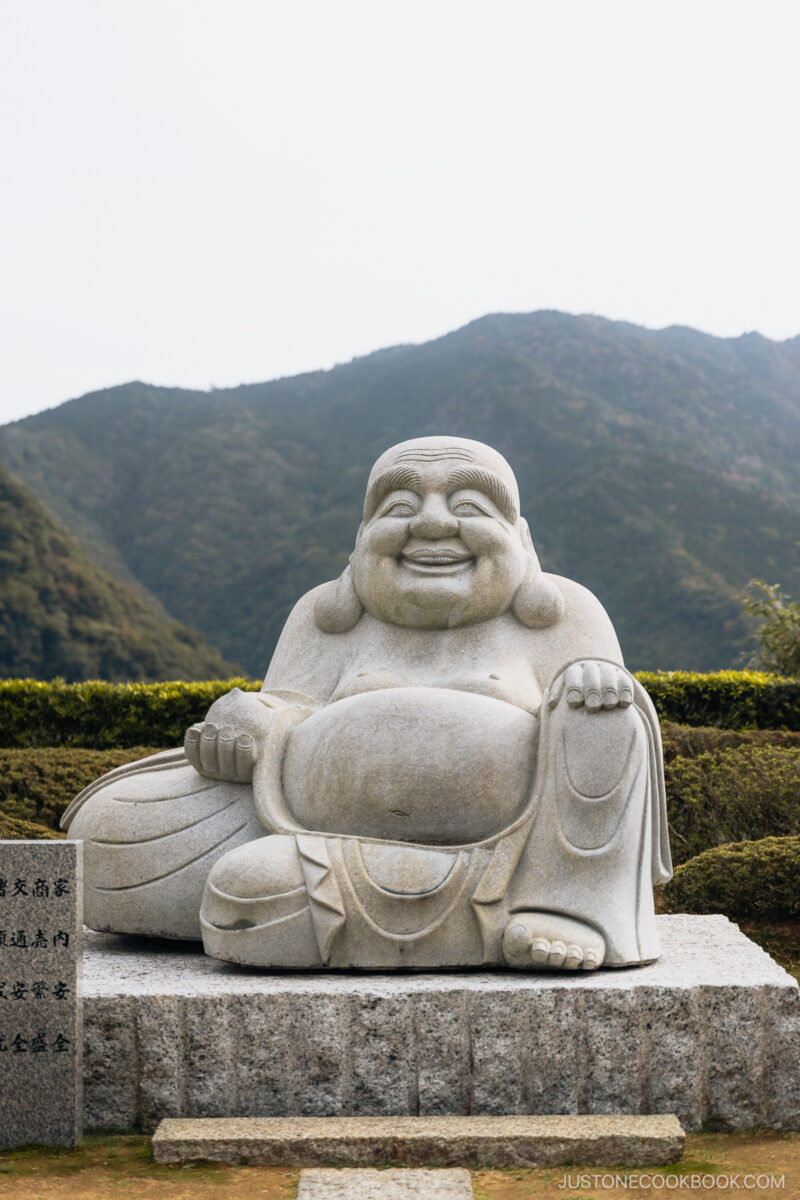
[452,499,489,517]
[382,501,416,518]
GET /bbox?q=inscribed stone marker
[0,841,83,1148]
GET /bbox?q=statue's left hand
[553,660,634,711]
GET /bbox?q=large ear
[511,520,565,628]
[518,517,537,559]
[314,563,364,633]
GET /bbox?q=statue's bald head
[364,436,520,525]
[314,433,564,634]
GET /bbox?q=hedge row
[665,744,800,865]
[637,670,800,731]
[0,678,260,748]
[0,811,63,841]
[0,747,161,831]
[658,836,800,922]
[660,720,800,761]
[1,671,798,748]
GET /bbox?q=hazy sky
[2,0,799,425]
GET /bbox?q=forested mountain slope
[0,467,237,681]
[2,311,798,675]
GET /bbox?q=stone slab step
[297,1168,473,1198]
[152,1114,685,1168]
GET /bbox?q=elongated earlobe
[314,564,364,633]
[511,567,565,628]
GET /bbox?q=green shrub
[0,747,162,831]
[740,579,800,678]
[637,669,800,730]
[665,745,800,865]
[0,812,64,840]
[658,836,800,921]
[660,721,800,762]
[0,678,260,749]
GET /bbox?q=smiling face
[351,438,531,629]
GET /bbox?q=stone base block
[152,1114,685,1167]
[82,916,800,1134]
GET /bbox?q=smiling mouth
[401,549,473,573]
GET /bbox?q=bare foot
[502,912,605,970]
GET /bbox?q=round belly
[282,687,538,845]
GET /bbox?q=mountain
[0,466,237,682]
[1,311,799,675]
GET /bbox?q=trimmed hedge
[0,671,798,749]
[0,747,161,831]
[0,811,64,840]
[660,721,800,761]
[658,836,800,922]
[638,670,800,731]
[0,678,260,749]
[665,744,800,865]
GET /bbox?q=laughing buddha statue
[62,436,672,971]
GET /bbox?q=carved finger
[234,733,257,782]
[564,944,584,970]
[582,661,602,711]
[599,662,619,709]
[548,940,567,967]
[184,724,203,771]
[617,671,634,708]
[199,723,220,776]
[215,725,238,780]
[530,938,551,966]
[564,662,584,708]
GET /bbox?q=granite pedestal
[81,915,800,1134]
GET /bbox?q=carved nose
[409,498,459,538]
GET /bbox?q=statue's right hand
[184,688,279,783]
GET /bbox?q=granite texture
[297,1169,473,1198]
[64,436,672,972]
[0,841,83,1148]
[81,916,800,1134]
[152,1114,685,1167]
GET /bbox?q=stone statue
[62,436,672,970]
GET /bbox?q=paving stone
[151,1113,685,1167]
[297,1168,473,1198]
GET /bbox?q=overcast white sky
[2,0,799,425]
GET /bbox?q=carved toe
[564,943,584,969]
[548,939,567,966]
[503,921,534,965]
[502,912,606,971]
[530,938,551,965]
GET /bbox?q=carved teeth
[403,552,471,565]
